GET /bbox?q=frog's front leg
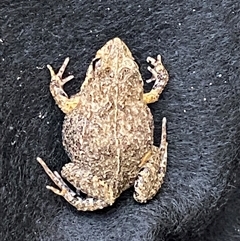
[143,55,169,104]
[48,57,81,114]
[37,157,109,211]
[134,117,167,203]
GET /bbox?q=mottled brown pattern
[37,37,169,211]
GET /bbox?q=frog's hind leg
[48,57,81,114]
[37,157,109,211]
[143,55,169,104]
[133,117,167,203]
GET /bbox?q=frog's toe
[46,185,65,195]
[37,157,75,196]
[48,58,74,86]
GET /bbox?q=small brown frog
[37,37,169,211]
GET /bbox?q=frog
[37,37,169,211]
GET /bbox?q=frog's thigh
[134,145,167,203]
[61,163,115,210]
[38,157,109,211]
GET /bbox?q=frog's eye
[92,58,101,71]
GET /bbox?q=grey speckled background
[1,0,239,240]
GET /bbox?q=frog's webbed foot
[37,157,109,211]
[134,117,167,203]
[48,57,81,114]
[143,55,169,104]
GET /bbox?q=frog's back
[62,37,154,183]
[62,100,153,178]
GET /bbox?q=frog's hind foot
[37,157,109,211]
[143,55,169,104]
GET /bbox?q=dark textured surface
[1,0,239,240]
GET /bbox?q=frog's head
[95,37,133,60]
[84,38,143,102]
